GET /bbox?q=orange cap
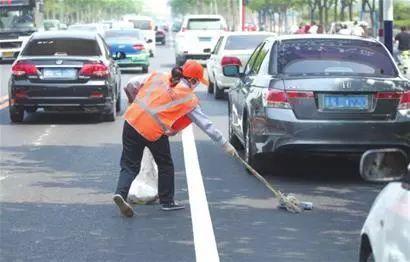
[182,60,208,86]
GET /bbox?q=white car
[123,15,156,57]
[174,14,227,66]
[206,32,276,99]
[359,149,410,262]
[67,23,106,36]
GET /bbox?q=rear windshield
[132,20,152,30]
[22,38,101,56]
[187,19,223,30]
[277,39,397,77]
[225,35,271,50]
[68,25,97,31]
[104,30,142,40]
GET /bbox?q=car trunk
[185,31,221,53]
[20,56,106,98]
[283,76,406,121]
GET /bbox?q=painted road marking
[33,125,55,146]
[182,125,219,262]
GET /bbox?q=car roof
[272,34,378,43]
[31,31,98,40]
[222,31,277,37]
[184,14,225,19]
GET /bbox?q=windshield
[277,39,397,77]
[187,19,223,30]
[104,30,142,40]
[132,20,152,30]
[0,9,35,32]
[22,38,101,56]
[225,35,271,50]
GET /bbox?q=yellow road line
[0,100,9,110]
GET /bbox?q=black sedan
[155,29,166,45]
[223,35,410,171]
[9,31,121,122]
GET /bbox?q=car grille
[0,41,22,49]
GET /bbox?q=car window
[132,20,153,30]
[251,43,270,74]
[213,36,224,55]
[244,43,264,75]
[187,18,223,30]
[277,39,398,77]
[104,30,143,40]
[22,38,101,56]
[225,35,271,50]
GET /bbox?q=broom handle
[233,153,282,199]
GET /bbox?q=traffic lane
[192,86,383,261]
[0,64,11,97]
[1,46,196,261]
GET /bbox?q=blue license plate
[323,95,369,110]
[43,68,77,79]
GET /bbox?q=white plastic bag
[127,148,158,204]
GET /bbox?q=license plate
[198,37,212,42]
[323,95,369,110]
[43,68,77,79]
[2,51,14,58]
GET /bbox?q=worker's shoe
[113,194,134,217]
[161,201,185,211]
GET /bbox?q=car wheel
[360,239,375,262]
[142,66,149,73]
[103,101,116,122]
[116,90,121,112]
[228,102,242,149]
[176,56,185,66]
[162,40,166,45]
[214,81,224,100]
[245,118,264,173]
[9,106,24,123]
[149,51,154,58]
[208,80,214,94]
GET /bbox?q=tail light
[263,89,314,109]
[398,91,410,110]
[221,56,241,66]
[79,62,109,78]
[133,44,145,50]
[89,91,104,99]
[12,61,38,76]
[182,27,187,32]
[376,91,402,99]
[223,27,228,31]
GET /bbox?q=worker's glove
[222,142,236,157]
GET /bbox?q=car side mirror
[222,65,240,78]
[146,39,153,44]
[203,48,211,53]
[360,149,409,182]
[113,51,126,60]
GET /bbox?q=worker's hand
[222,142,236,157]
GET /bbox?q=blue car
[104,29,150,73]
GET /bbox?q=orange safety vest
[125,72,199,142]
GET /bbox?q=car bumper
[251,109,410,155]
[216,74,237,89]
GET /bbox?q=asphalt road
[0,42,387,262]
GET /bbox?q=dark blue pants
[115,121,175,204]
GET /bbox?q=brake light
[376,91,402,99]
[398,91,410,110]
[221,56,241,66]
[286,91,314,99]
[79,62,109,78]
[133,44,145,50]
[264,89,291,109]
[12,61,38,76]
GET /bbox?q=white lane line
[182,125,220,262]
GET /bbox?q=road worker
[113,60,237,217]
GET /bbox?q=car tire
[103,101,116,122]
[162,40,166,45]
[9,106,24,123]
[149,51,154,58]
[116,90,121,112]
[359,239,375,262]
[228,102,243,150]
[208,80,214,94]
[142,66,149,73]
[176,56,185,66]
[214,81,224,100]
[245,118,264,173]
